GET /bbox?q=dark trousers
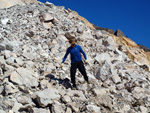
[70,61,88,87]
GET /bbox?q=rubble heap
[0,2,150,113]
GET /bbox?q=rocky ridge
[71,10,150,65]
[0,2,150,113]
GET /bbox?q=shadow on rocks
[45,74,72,89]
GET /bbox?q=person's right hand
[60,63,64,68]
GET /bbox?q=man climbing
[60,38,89,90]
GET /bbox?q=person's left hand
[85,60,88,64]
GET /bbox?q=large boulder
[17,95,33,105]
[43,13,53,22]
[102,36,117,50]
[10,67,39,87]
[4,82,18,95]
[92,30,103,39]
[35,88,60,107]
[0,18,10,25]
[139,106,148,113]
[95,53,111,65]
[12,101,23,113]
[93,88,109,96]
[51,102,65,113]
[114,29,125,37]
[0,110,6,113]
[32,108,50,113]
[41,13,54,29]
[80,30,93,40]
[65,32,75,40]
[61,95,71,103]
[86,104,101,113]
[45,1,54,8]
[94,61,112,81]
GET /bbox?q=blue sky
[39,0,150,49]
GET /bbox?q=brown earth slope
[110,34,150,67]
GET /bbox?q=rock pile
[0,2,150,113]
[0,0,38,9]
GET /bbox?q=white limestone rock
[140,106,148,113]
[52,102,65,113]
[10,68,38,87]
[32,108,50,113]
[80,30,93,40]
[86,104,101,113]
[45,1,54,8]
[35,88,60,107]
[111,70,121,84]
[43,13,53,21]
[92,30,103,39]
[93,88,109,96]
[1,19,10,25]
[66,107,72,113]
[6,57,15,64]
[17,95,32,105]
[95,53,111,65]
[61,95,71,103]
[4,82,18,95]
[15,58,24,66]
[3,50,12,59]
[12,101,22,113]
[95,61,112,81]
[0,110,6,113]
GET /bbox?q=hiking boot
[87,80,90,84]
[72,86,77,90]
[82,80,90,85]
[85,80,90,84]
[72,84,77,90]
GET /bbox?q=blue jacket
[62,44,87,63]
